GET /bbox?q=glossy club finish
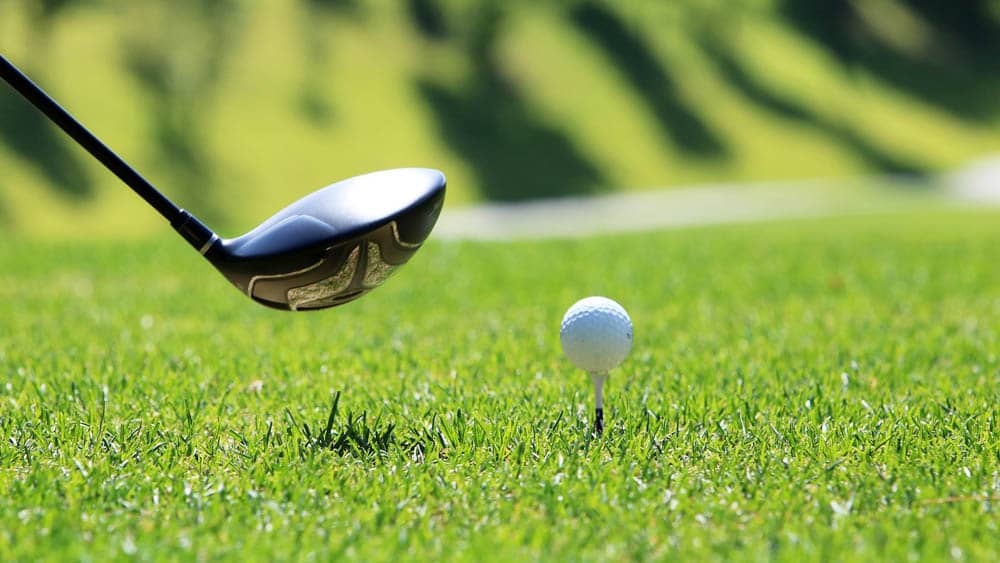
[1,56,448,312]
[204,168,446,311]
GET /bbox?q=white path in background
[435,159,1000,241]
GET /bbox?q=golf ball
[560,296,633,373]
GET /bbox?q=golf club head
[203,168,445,311]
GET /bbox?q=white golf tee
[591,372,607,435]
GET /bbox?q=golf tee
[591,372,607,436]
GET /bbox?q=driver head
[203,168,445,311]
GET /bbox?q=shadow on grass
[417,2,607,201]
[903,0,1000,62]
[296,0,366,127]
[0,184,9,225]
[569,1,728,158]
[301,0,361,16]
[699,36,926,176]
[121,1,246,225]
[779,0,1000,121]
[407,0,449,41]
[0,87,94,198]
[124,50,221,222]
[0,2,113,204]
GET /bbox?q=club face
[204,168,445,311]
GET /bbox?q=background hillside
[1,0,998,238]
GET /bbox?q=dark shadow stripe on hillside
[124,50,221,222]
[120,2,246,227]
[417,3,607,201]
[301,0,362,16]
[904,0,1000,61]
[0,183,10,226]
[569,1,727,158]
[779,0,999,121]
[296,0,369,126]
[0,88,94,198]
[407,0,449,41]
[699,37,926,177]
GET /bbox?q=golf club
[0,54,446,311]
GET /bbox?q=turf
[2,1,999,237]
[3,210,1000,561]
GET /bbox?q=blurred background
[0,0,998,238]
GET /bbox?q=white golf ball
[560,296,633,373]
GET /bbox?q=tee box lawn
[2,210,1000,560]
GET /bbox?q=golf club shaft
[0,54,216,251]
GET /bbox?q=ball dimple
[560,296,632,373]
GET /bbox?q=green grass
[1,1,999,237]
[3,210,1000,560]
